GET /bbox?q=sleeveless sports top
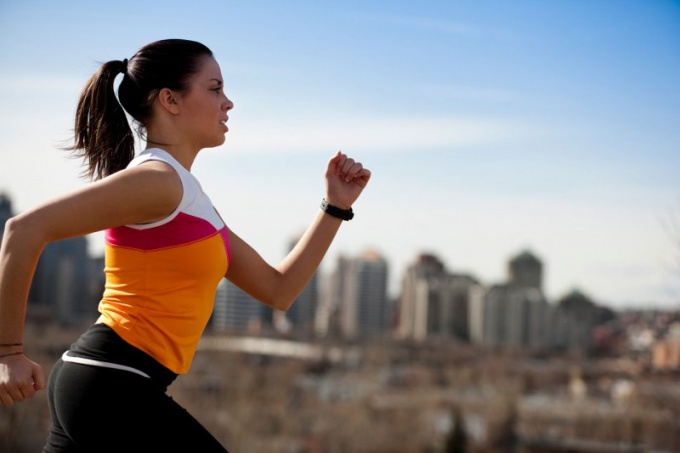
[96,148,231,374]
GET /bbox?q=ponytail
[68,39,213,180]
[70,59,135,180]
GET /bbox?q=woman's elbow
[268,294,295,312]
[259,275,300,311]
[4,215,48,250]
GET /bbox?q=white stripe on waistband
[61,351,150,379]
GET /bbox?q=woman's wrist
[322,196,350,210]
[0,342,23,351]
[0,342,23,357]
[320,198,354,221]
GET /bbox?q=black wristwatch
[321,198,354,221]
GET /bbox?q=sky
[0,0,679,310]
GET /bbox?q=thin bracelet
[0,351,23,358]
[0,342,23,347]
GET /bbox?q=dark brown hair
[69,39,213,180]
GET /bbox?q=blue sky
[1,1,679,309]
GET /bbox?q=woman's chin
[206,135,227,149]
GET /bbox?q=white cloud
[225,114,546,155]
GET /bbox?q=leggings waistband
[61,351,151,378]
[67,323,177,389]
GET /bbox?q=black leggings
[43,359,229,452]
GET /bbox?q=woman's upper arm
[15,161,182,242]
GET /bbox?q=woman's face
[179,56,234,150]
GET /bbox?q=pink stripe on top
[106,212,229,254]
[219,227,232,261]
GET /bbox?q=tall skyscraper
[433,273,478,341]
[326,255,351,339]
[0,193,13,238]
[481,284,547,348]
[335,250,389,339]
[508,249,543,291]
[474,249,549,348]
[467,284,487,344]
[396,254,445,340]
[396,253,479,341]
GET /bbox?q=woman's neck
[145,142,197,171]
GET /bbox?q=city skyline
[4,192,616,352]
[1,1,678,309]
[1,189,653,316]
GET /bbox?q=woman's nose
[223,97,234,111]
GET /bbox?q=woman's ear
[157,88,181,115]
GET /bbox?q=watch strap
[321,199,354,221]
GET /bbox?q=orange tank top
[97,148,230,374]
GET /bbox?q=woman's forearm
[272,209,343,310]
[0,216,46,344]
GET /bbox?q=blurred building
[480,283,548,348]
[333,250,390,339]
[428,273,479,341]
[508,249,543,292]
[470,249,549,349]
[211,278,264,334]
[0,193,12,237]
[396,253,479,341]
[548,289,611,350]
[324,256,352,339]
[651,322,680,371]
[29,236,96,325]
[396,253,445,340]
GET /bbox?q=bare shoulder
[103,161,182,200]
[13,161,185,241]
[95,161,183,219]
